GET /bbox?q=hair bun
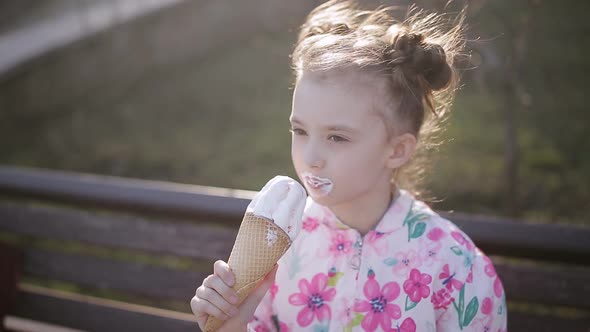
[413,43,452,90]
[388,31,452,91]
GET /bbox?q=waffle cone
[204,212,292,332]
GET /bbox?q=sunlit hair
[291,0,466,200]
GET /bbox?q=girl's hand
[190,260,277,332]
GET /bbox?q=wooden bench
[0,166,588,331]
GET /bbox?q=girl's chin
[308,191,338,207]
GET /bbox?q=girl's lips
[302,172,333,196]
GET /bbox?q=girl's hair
[291,0,466,201]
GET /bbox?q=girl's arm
[247,286,278,332]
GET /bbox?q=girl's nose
[303,143,325,169]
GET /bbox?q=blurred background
[0,0,588,226]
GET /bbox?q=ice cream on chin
[204,176,306,332]
[302,171,333,197]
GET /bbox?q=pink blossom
[493,278,504,298]
[481,297,493,315]
[483,256,504,298]
[329,232,353,256]
[483,256,497,278]
[431,288,454,309]
[335,298,354,327]
[451,231,474,251]
[254,325,270,332]
[427,227,446,241]
[363,231,389,256]
[392,249,422,277]
[278,321,290,332]
[302,217,319,232]
[270,283,278,300]
[472,315,493,332]
[393,317,416,332]
[353,273,401,332]
[419,238,443,267]
[403,268,432,303]
[288,273,336,327]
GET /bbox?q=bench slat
[9,285,199,332]
[508,311,590,332]
[0,166,251,220]
[495,262,590,309]
[444,212,590,264]
[0,201,236,261]
[22,248,206,303]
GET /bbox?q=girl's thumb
[236,265,278,320]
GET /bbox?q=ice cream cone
[204,212,292,332]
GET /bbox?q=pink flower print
[403,268,432,303]
[254,325,270,332]
[278,320,290,332]
[363,231,389,256]
[392,249,422,277]
[427,227,446,241]
[472,315,493,332]
[419,238,443,267]
[431,288,454,309]
[288,273,336,327]
[483,256,504,297]
[335,298,354,327]
[481,297,493,315]
[439,264,463,292]
[302,217,319,232]
[270,283,278,300]
[329,232,353,257]
[393,317,416,332]
[353,271,402,332]
[471,296,495,331]
[451,231,474,251]
[483,256,497,278]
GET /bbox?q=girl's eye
[328,135,348,142]
[289,128,307,135]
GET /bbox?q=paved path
[0,0,185,77]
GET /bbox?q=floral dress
[248,189,507,332]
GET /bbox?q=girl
[191,1,507,331]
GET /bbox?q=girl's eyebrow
[290,117,357,133]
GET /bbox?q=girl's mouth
[302,172,333,196]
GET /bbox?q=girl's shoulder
[407,195,478,254]
[407,196,483,277]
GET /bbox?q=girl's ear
[385,133,417,169]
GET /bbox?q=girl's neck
[329,184,398,235]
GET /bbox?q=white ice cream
[301,172,333,197]
[246,176,307,241]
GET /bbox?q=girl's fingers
[213,260,236,288]
[195,285,238,318]
[203,273,238,305]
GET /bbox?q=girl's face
[290,71,401,209]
